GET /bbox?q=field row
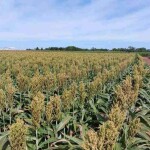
[0,52,149,150]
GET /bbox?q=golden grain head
[0,89,6,110]
[128,118,141,138]
[108,104,126,129]
[9,118,27,150]
[61,89,73,110]
[31,91,45,127]
[82,129,98,150]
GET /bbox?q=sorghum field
[0,51,150,150]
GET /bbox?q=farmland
[0,51,150,150]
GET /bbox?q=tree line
[26,46,150,52]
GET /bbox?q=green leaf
[0,131,9,141]
[139,89,150,103]
[138,132,150,141]
[138,115,150,128]
[64,134,83,146]
[0,132,10,150]
[89,100,98,114]
[114,143,123,150]
[56,116,72,132]
[38,137,57,149]
[2,140,10,150]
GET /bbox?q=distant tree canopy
[91,47,109,51]
[26,46,150,52]
[27,46,89,51]
[112,46,149,52]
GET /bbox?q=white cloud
[0,0,150,42]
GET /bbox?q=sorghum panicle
[0,89,6,111]
[31,91,45,127]
[46,95,61,122]
[9,119,28,150]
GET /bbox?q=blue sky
[0,0,150,49]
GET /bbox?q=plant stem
[36,128,38,150]
[10,108,12,124]
[20,93,22,108]
[56,121,58,138]
[2,112,5,131]
[48,122,50,149]
[64,127,66,139]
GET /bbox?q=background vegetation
[0,52,149,150]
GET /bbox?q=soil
[143,57,150,65]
